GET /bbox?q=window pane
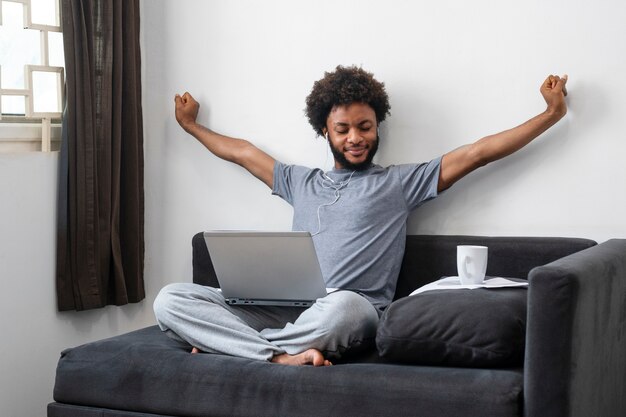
[1,1,25,28]
[0,0,64,120]
[32,71,61,113]
[1,65,27,90]
[48,31,65,68]
[31,0,59,27]
[0,3,40,91]
[1,95,26,116]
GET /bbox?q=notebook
[203,231,329,307]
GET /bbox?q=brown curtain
[56,0,145,311]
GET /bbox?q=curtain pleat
[56,0,144,311]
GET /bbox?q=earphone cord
[311,170,356,236]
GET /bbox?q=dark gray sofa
[48,234,626,417]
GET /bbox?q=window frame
[0,0,64,153]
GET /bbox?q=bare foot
[271,349,332,366]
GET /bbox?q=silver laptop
[203,231,328,307]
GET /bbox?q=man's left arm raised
[437,74,569,192]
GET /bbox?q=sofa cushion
[376,287,527,367]
[52,326,524,417]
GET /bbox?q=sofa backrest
[191,232,597,299]
[192,232,219,288]
[395,235,597,299]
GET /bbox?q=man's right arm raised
[174,92,276,189]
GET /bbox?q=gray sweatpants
[153,283,380,361]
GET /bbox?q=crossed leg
[154,284,378,366]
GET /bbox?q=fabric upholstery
[48,403,166,417]
[524,239,626,417]
[191,233,596,294]
[192,232,218,287]
[394,235,596,299]
[377,287,527,367]
[52,326,523,417]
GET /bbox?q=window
[0,0,64,152]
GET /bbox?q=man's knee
[153,283,213,324]
[320,291,379,336]
[153,283,184,325]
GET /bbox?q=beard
[329,136,379,171]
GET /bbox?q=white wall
[142,0,626,265]
[0,153,160,416]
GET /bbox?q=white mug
[457,245,488,285]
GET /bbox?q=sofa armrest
[524,239,626,417]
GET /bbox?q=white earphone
[311,170,356,236]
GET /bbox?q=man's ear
[322,128,328,140]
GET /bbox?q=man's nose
[347,129,363,144]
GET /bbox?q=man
[154,66,568,366]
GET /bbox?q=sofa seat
[52,325,523,417]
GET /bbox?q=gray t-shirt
[272,157,441,309]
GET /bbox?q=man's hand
[175,92,200,132]
[541,74,568,118]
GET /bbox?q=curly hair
[305,65,391,137]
